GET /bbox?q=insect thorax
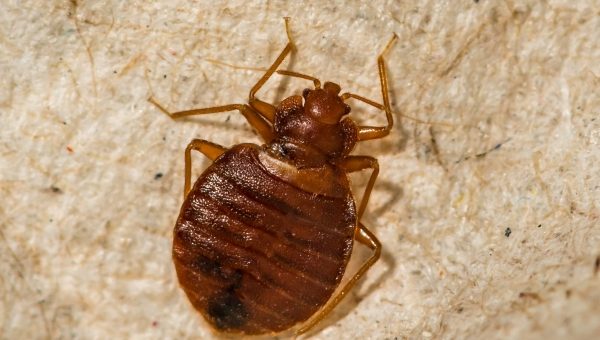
[271,90,358,168]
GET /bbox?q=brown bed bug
[151,18,397,336]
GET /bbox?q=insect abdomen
[173,144,356,334]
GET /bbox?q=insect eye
[302,88,311,99]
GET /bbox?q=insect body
[155,19,397,335]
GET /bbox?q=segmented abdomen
[173,144,356,334]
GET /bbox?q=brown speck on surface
[154,172,163,180]
[519,292,541,301]
[429,126,447,171]
[595,256,600,275]
[505,228,512,238]
[66,145,74,153]
[49,186,62,194]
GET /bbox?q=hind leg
[296,222,381,335]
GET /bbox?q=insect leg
[183,139,227,198]
[247,17,295,122]
[251,69,321,118]
[296,222,381,335]
[339,156,379,220]
[341,34,398,141]
[276,69,321,88]
[150,98,274,143]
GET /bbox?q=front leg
[248,17,296,121]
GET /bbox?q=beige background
[1,1,599,339]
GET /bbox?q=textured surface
[1,1,599,339]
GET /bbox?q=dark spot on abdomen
[207,291,248,330]
[192,254,244,284]
[192,254,222,277]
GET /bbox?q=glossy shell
[172,144,356,334]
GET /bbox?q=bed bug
[152,18,397,335]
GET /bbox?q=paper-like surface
[1,1,599,339]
